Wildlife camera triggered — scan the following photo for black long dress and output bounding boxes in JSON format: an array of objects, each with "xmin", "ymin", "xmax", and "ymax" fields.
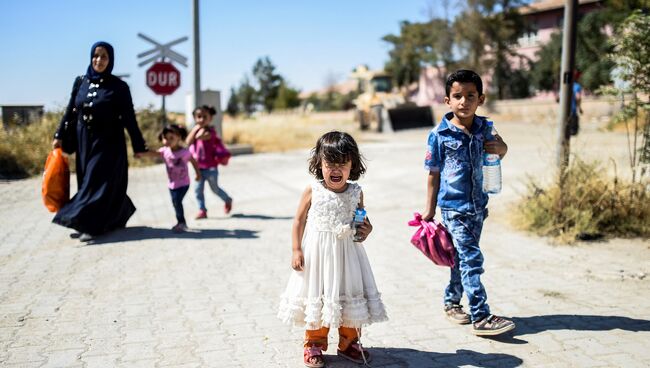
[{"xmin": 53, "ymin": 75, "xmax": 147, "ymax": 235}]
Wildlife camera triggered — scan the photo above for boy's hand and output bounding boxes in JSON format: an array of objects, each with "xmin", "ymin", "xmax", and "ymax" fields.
[
  {"xmin": 355, "ymin": 217, "xmax": 373, "ymax": 242},
  {"xmin": 195, "ymin": 172, "xmax": 202, "ymax": 181},
  {"xmin": 291, "ymin": 249, "xmax": 304, "ymax": 271},
  {"xmin": 421, "ymin": 210, "xmax": 435, "ymax": 222},
  {"xmin": 484, "ymin": 135, "xmax": 507, "ymax": 157}
]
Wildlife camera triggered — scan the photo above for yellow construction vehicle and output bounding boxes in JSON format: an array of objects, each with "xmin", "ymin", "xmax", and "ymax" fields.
[{"xmin": 350, "ymin": 65, "xmax": 433, "ymax": 131}]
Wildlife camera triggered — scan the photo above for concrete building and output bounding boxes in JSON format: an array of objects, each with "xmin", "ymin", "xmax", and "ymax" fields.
[{"xmin": 1, "ymin": 105, "xmax": 44, "ymax": 129}]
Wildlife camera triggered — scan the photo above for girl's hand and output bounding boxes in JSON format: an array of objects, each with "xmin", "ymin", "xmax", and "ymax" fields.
[
  {"xmin": 197, "ymin": 128, "xmax": 211, "ymax": 141},
  {"xmin": 355, "ymin": 217, "xmax": 373, "ymax": 242},
  {"xmin": 291, "ymin": 249, "xmax": 304, "ymax": 271},
  {"xmin": 52, "ymin": 139, "xmax": 62, "ymax": 150},
  {"xmin": 134, "ymin": 150, "xmax": 156, "ymax": 159}
]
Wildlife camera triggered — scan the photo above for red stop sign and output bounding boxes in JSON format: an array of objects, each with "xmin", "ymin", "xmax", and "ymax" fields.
[{"xmin": 146, "ymin": 62, "xmax": 180, "ymax": 95}]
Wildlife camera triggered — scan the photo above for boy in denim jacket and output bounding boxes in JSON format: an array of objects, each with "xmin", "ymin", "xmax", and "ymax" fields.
[{"xmin": 422, "ymin": 70, "xmax": 514, "ymax": 336}]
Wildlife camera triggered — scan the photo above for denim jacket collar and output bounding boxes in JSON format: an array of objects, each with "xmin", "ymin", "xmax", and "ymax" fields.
[{"xmin": 438, "ymin": 112, "xmax": 487, "ymax": 136}]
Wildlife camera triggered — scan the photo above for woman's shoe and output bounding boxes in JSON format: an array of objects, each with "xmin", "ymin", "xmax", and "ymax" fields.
[
  {"xmin": 79, "ymin": 233, "xmax": 93, "ymax": 242},
  {"xmin": 195, "ymin": 209, "xmax": 207, "ymax": 219},
  {"xmin": 224, "ymin": 200, "xmax": 233, "ymax": 214}
]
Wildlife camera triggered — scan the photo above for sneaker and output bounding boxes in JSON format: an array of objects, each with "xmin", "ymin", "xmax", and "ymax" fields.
[
  {"xmin": 472, "ymin": 314, "xmax": 515, "ymax": 336},
  {"xmin": 337, "ymin": 342, "xmax": 371, "ymax": 364},
  {"xmin": 172, "ymin": 223, "xmax": 188, "ymax": 233},
  {"xmin": 224, "ymin": 201, "xmax": 232, "ymax": 215},
  {"xmin": 195, "ymin": 209, "xmax": 207, "ymax": 219},
  {"xmin": 444, "ymin": 304, "xmax": 471, "ymax": 325}
]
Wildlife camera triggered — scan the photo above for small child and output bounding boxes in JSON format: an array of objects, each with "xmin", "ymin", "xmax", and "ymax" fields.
[
  {"xmin": 422, "ymin": 70, "xmax": 514, "ymax": 336},
  {"xmin": 186, "ymin": 105, "xmax": 233, "ymax": 219},
  {"xmin": 141, "ymin": 124, "xmax": 200, "ymax": 232},
  {"xmin": 278, "ymin": 131, "xmax": 387, "ymax": 367}
]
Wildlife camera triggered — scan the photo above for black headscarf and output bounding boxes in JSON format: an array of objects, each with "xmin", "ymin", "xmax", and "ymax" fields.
[{"xmin": 86, "ymin": 41, "xmax": 114, "ymax": 81}]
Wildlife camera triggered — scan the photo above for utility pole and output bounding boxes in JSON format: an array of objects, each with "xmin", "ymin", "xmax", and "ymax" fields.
[
  {"xmin": 556, "ymin": 0, "xmax": 578, "ymax": 179},
  {"xmin": 192, "ymin": 0, "xmax": 201, "ymax": 109}
]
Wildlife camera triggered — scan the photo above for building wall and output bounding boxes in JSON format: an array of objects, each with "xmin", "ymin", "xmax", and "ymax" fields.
[{"xmin": 1, "ymin": 106, "xmax": 44, "ymax": 129}]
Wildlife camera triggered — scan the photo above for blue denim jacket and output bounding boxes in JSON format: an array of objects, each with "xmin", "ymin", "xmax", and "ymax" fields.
[{"xmin": 424, "ymin": 112, "xmax": 495, "ymax": 214}]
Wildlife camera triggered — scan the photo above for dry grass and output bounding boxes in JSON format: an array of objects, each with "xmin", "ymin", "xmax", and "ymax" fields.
[
  {"xmin": 0, "ymin": 112, "xmax": 63, "ymax": 179},
  {"xmin": 0, "ymin": 109, "xmax": 361, "ymax": 178},
  {"xmin": 222, "ymin": 111, "xmax": 359, "ymax": 152},
  {"xmin": 512, "ymin": 158, "xmax": 650, "ymax": 243}
]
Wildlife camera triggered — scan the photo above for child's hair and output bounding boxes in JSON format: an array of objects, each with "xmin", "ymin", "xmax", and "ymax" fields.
[
  {"xmin": 201, "ymin": 105, "xmax": 217, "ymax": 116},
  {"xmin": 445, "ymin": 69, "xmax": 483, "ymax": 97},
  {"xmin": 192, "ymin": 105, "xmax": 217, "ymax": 118},
  {"xmin": 158, "ymin": 124, "xmax": 188, "ymax": 142},
  {"xmin": 308, "ymin": 131, "xmax": 366, "ymax": 181}
]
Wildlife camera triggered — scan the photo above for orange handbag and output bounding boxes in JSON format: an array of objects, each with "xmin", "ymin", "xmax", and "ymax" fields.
[{"xmin": 42, "ymin": 148, "xmax": 70, "ymax": 212}]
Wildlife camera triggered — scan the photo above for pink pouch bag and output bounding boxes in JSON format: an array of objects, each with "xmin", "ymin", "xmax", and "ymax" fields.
[
  {"xmin": 408, "ymin": 212, "xmax": 455, "ymax": 267},
  {"xmin": 214, "ymin": 136, "xmax": 231, "ymax": 166}
]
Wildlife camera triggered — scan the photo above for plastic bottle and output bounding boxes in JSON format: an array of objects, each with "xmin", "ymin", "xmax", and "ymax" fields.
[
  {"xmin": 482, "ymin": 121, "xmax": 502, "ymax": 194},
  {"xmin": 352, "ymin": 208, "xmax": 367, "ymax": 242}
]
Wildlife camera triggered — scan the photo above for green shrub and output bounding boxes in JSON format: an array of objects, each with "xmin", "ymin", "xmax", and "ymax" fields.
[{"xmin": 513, "ymin": 158, "xmax": 650, "ymax": 243}]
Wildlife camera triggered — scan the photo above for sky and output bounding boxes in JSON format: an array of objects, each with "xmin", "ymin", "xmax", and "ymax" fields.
[{"xmin": 0, "ymin": 0, "xmax": 449, "ymax": 113}]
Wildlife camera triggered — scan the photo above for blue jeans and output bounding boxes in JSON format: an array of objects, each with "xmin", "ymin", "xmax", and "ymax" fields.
[
  {"xmin": 195, "ymin": 167, "xmax": 232, "ymax": 211},
  {"xmin": 442, "ymin": 210, "xmax": 490, "ymax": 322},
  {"xmin": 169, "ymin": 185, "xmax": 189, "ymax": 224}
]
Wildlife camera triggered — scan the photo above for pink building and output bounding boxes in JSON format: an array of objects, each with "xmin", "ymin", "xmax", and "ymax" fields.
[{"xmin": 515, "ymin": 0, "xmax": 605, "ymax": 65}]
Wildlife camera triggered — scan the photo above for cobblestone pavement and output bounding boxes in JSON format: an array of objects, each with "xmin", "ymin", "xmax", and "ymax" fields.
[{"xmin": 1, "ymin": 120, "xmax": 649, "ymax": 367}]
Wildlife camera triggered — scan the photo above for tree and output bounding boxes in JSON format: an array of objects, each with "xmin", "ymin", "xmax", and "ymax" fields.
[
  {"xmin": 226, "ymin": 87, "xmax": 239, "ymax": 117},
  {"xmin": 237, "ymin": 76, "xmax": 256, "ymax": 117},
  {"xmin": 453, "ymin": 0, "xmax": 528, "ymax": 99},
  {"xmin": 383, "ymin": 0, "xmax": 528, "ymax": 98},
  {"xmin": 530, "ymin": 32, "xmax": 562, "ymax": 92},
  {"xmin": 529, "ymin": 4, "xmax": 647, "ymax": 94},
  {"xmin": 252, "ymin": 56, "xmax": 283, "ymax": 113},
  {"xmin": 273, "ymin": 81, "xmax": 301, "ymax": 110},
  {"xmin": 382, "ymin": 18, "xmax": 454, "ymax": 88},
  {"xmin": 602, "ymin": 10, "xmax": 650, "ymax": 183}
]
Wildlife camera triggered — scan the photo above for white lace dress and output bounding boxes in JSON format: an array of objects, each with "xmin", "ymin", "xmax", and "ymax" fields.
[{"xmin": 278, "ymin": 181, "xmax": 388, "ymax": 330}]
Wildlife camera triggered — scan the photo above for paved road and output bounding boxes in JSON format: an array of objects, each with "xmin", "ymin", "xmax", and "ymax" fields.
[{"xmin": 1, "ymin": 121, "xmax": 649, "ymax": 367}]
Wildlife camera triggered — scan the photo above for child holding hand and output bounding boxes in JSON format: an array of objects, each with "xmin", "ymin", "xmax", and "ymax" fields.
[
  {"xmin": 423, "ymin": 69, "xmax": 514, "ymax": 336},
  {"xmin": 140, "ymin": 124, "xmax": 200, "ymax": 232},
  {"xmin": 278, "ymin": 131, "xmax": 387, "ymax": 367}
]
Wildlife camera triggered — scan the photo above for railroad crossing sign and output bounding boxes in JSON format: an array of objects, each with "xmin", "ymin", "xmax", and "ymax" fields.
[
  {"xmin": 138, "ymin": 33, "xmax": 188, "ymax": 96},
  {"xmin": 137, "ymin": 33, "xmax": 188, "ymax": 121},
  {"xmin": 146, "ymin": 62, "xmax": 180, "ymax": 96},
  {"xmin": 137, "ymin": 33, "xmax": 188, "ymax": 67}
]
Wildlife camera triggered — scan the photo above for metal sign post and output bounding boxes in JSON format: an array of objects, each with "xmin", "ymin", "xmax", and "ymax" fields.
[{"xmin": 137, "ymin": 33, "xmax": 188, "ymax": 124}]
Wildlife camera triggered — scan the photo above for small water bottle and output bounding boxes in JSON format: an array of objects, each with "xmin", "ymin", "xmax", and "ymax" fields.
[
  {"xmin": 353, "ymin": 208, "xmax": 367, "ymax": 242},
  {"xmin": 482, "ymin": 121, "xmax": 502, "ymax": 194}
]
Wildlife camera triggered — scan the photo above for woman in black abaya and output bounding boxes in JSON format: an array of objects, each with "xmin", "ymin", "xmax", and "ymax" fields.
[{"xmin": 52, "ymin": 41, "xmax": 148, "ymax": 241}]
